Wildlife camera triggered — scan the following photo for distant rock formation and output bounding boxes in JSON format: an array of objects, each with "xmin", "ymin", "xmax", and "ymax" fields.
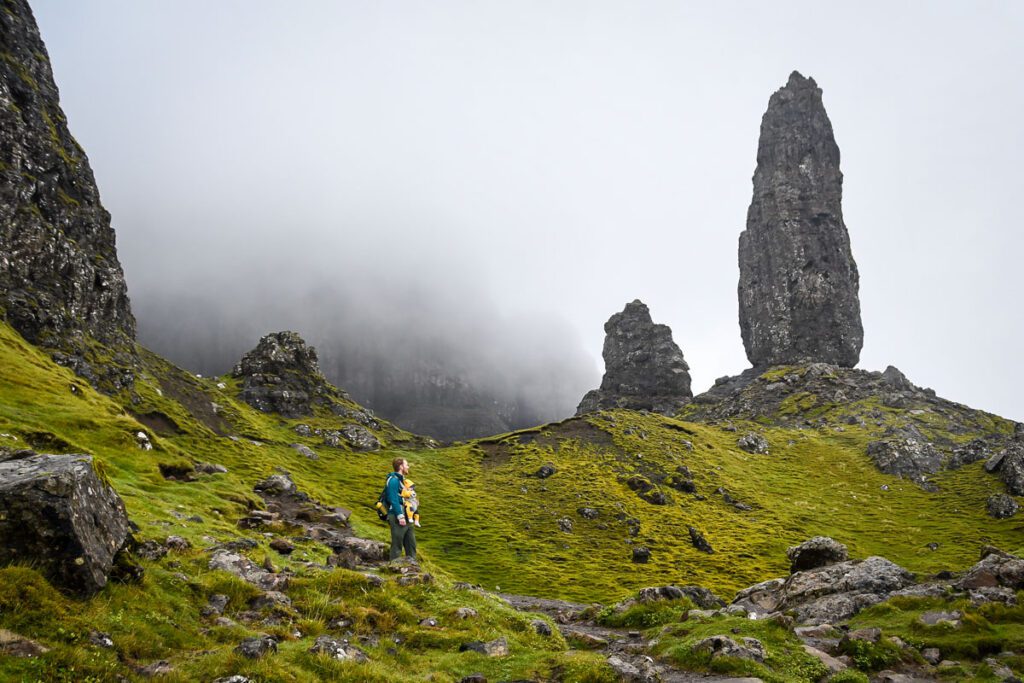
[
  {"xmin": 738, "ymin": 71, "xmax": 863, "ymax": 368},
  {"xmin": 0, "ymin": 451, "xmax": 133, "ymax": 596},
  {"xmin": 233, "ymin": 331, "xmax": 348, "ymax": 418},
  {"xmin": 577, "ymin": 300, "xmax": 692, "ymax": 415},
  {"xmin": 0, "ymin": 1, "xmax": 136, "ymax": 386}
]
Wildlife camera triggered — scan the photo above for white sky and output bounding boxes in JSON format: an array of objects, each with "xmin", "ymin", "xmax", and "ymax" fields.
[{"xmin": 33, "ymin": 1, "xmax": 1024, "ymax": 421}]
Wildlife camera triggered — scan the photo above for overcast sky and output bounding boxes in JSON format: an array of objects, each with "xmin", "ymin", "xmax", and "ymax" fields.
[{"xmin": 33, "ymin": 1, "xmax": 1024, "ymax": 422}]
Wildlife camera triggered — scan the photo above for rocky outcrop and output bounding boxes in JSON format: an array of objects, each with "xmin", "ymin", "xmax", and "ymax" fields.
[
  {"xmin": 732, "ymin": 555, "xmax": 915, "ymax": 624},
  {"xmin": 738, "ymin": 72, "xmax": 862, "ymax": 368},
  {"xmin": 232, "ymin": 331, "xmax": 348, "ymax": 418},
  {"xmin": 0, "ymin": 1, "xmax": 136, "ymax": 385},
  {"xmin": 0, "ymin": 452, "xmax": 132, "ymax": 595},
  {"xmin": 577, "ymin": 300, "xmax": 692, "ymax": 415},
  {"xmin": 987, "ymin": 443, "xmax": 1024, "ymax": 496}
]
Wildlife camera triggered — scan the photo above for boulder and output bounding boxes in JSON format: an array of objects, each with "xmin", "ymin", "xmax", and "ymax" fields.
[
  {"xmin": 732, "ymin": 556, "xmax": 915, "ymax": 624},
  {"xmin": 632, "ymin": 546, "xmax": 651, "ymax": 563},
  {"xmin": 866, "ymin": 437, "xmax": 943, "ymax": 485},
  {"xmin": 688, "ymin": 526, "xmax": 714, "ymax": 554},
  {"xmin": 576, "ymin": 300, "xmax": 692, "ymax": 415},
  {"xmin": 998, "ymin": 444, "xmax": 1024, "ymax": 495},
  {"xmin": 692, "ymin": 635, "xmax": 765, "ymax": 663},
  {"xmin": 957, "ymin": 548, "xmax": 1024, "ymax": 590},
  {"xmin": 309, "ymin": 635, "xmax": 368, "ymax": 662},
  {"xmin": 987, "ymin": 494, "xmax": 1019, "ymax": 519},
  {"xmin": 234, "ymin": 635, "xmax": 277, "ymax": 659},
  {"xmin": 737, "ymin": 433, "xmax": 769, "ymax": 455},
  {"xmin": 290, "ymin": 443, "xmax": 318, "ymax": 460},
  {"xmin": 459, "ymin": 637, "xmax": 509, "ymax": 657},
  {"xmin": 737, "ymin": 72, "xmax": 863, "ymax": 367},
  {"xmin": 786, "ymin": 536, "xmax": 849, "ymax": 572},
  {"xmin": 0, "ymin": 453, "xmax": 132, "ymax": 595}
]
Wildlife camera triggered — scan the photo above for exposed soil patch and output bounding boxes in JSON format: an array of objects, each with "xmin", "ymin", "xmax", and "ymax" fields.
[{"xmin": 131, "ymin": 411, "xmax": 182, "ymax": 436}]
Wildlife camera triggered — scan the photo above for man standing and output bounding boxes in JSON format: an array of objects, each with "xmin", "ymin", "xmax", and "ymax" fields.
[{"xmin": 385, "ymin": 457, "xmax": 416, "ymax": 561}]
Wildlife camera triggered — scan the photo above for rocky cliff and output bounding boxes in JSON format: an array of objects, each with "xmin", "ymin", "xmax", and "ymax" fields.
[
  {"xmin": 577, "ymin": 300, "xmax": 692, "ymax": 415},
  {"xmin": 738, "ymin": 71, "xmax": 862, "ymax": 368},
  {"xmin": 0, "ymin": 0, "xmax": 135, "ymax": 387}
]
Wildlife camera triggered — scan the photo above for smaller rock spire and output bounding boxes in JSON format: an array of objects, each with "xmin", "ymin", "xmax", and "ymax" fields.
[{"xmin": 576, "ymin": 300, "xmax": 692, "ymax": 415}]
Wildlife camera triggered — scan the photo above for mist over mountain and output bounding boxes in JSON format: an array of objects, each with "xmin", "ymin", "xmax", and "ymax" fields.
[{"xmin": 132, "ymin": 255, "xmax": 596, "ymax": 439}]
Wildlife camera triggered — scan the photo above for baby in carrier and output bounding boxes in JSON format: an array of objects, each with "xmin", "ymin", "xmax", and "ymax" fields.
[{"xmin": 402, "ymin": 477, "xmax": 421, "ymax": 527}]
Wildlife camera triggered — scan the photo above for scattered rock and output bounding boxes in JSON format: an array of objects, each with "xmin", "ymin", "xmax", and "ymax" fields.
[
  {"xmin": 208, "ymin": 550, "xmax": 287, "ymax": 591},
  {"xmin": 737, "ymin": 433, "xmax": 769, "ymax": 454},
  {"xmin": 459, "ymin": 637, "xmax": 509, "ymax": 657},
  {"xmin": 577, "ymin": 507, "xmax": 599, "ymax": 520},
  {"xmin": 138, "ymin": 660, "xmax": 174, "ymax": 677},
  {"xmin": 688, "ymin": 526, "xmax": 714, "ymax": 554},
  {"xmin": 787, "ymin": 536, "xmax": 848, "ymax": 572},
  {"xmin": 309, "ymin": 635, "xmax": 368, "ymax": 662},
  {"xmin": 532, "ymin": 619, "xmax": 552, "ymax": 636},
  {"xmin": 290, "ymin": 443, "xmax": 318, "ymax": 460},
  {"xmin": 136, "ymin": 540, "xmax": 169, "ymax": 561},
  {"xmin": 459, "ymin": 675, "xmax": 487, "ymax": 683},
  {"xmin": 632, "ymin": 546, "xmax": 651, "ymax": 563},
  {"xmin": 988, "ymin": 494, "xmax": 1020, "ymax": 519},
  {"xmin": 558, "ymin": 518, "xmax": 574, "ymax": 533},
  {"xmin": 866, "ymin": 434, "xmax": 943, "ymax": 486},
  {"xmin": 918, "ymin": 610, "xmax": 961, "ymax": 627},
  {"xmin": 576, "ymin": 300, "xmax": 692, "ymax": 415},
  {"xmin": 195, "ymin": 462, "xmax": 228, "ymax": 474},
  {"xmin": 0, "ymin": 628, "xmax": 49, "ymax": 657},
  {"xmin": 165, "ymin": 535, "xmax": 191, "ymax": 552},
  {"xmin": 250, "ymin": 591, "xmax": 292, "ymax": 610},
  {"xmin": 921, "ymin": 648, "xmax": 941, "ymax": 665},
  {"xmin": 693, "ymin": 635, "xmax": 765, "ymax": 662},
  {"xmin": 0, "ymin": 453, "xmax": 133, "ymax": 595},
  {"xmin": 997, "ymin": 444, "xmax": 1024, "ymax": 495},
  {"xmin": 535, "ymin": 464, "xmax": 556, "ymax": 479},
  {"xmin": 234, "ymin": 635, "xmax": 277, "ymax": 659},
  {"xmin": 88, "ymin": 630, "xmax": 114, "ymax": 648},
  {"xmin": 957, "ymin": 548, "xmax": 1024, "ymax": 590},
  {"xmin": 254, "ymin": 473, "xmax": 299, "ymax": 496},
  {"xmin": 201, "ymin": 594, "xmax": 230, "ymax": 617},
  {"xmin": 454, "ymin": 607, "xmax": 478, "ymax": 620},
  {"xmin": 802, "ymin": 644, "xmax": 846, "ymax": 673},
  {"xmin": 269, "ymin": 538, "xmax": 295, "ymax": 554}
]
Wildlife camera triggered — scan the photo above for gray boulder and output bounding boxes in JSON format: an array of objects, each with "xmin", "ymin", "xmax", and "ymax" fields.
[
  {"xmin": 998, "ymin": 444, "xmax": 1024, "ymax": 495},
  {"xmin": 692, "ymin": 635, "xmax": 765, "ymax": 663},
  {"xmin": 576, "ymin": 300, "xmax": 692, "ymax": 415},
  {"xmin": 987, "ymin": 494, "xmax": 1019, "ymax": 519},
  {"xmin": 732, "ymin": 556, "xmax": 915, "ymax": 624},
  {"xmin": 0, "ymin": 453, "xmax": 132, "ymax": 595},
  {"xmin": 787, "ymin": 536, "xmax": 848, "ymax": 572},
  {"xmin": 234, "ymin": 635, "xmax": 277, "ymax": 659},
  {"xmin": 866, "ymin": 436, "xmax": 942, "ymax": 486},
  {"xmin": 737, "ymin": 72, "xmax": 863, "ymax": 368},
  {"xmin": 957, "ymin": 548, "xmax": 1024, "ymax": 590},
  {"xmin": 737, "ymin": 432, "xmax": 769, "ymax": 454}
]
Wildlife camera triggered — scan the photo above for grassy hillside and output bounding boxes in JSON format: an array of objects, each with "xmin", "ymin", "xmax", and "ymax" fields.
[{"xmin": 1, "ymin": 318, "xmax": 1022, "ymax": 680}]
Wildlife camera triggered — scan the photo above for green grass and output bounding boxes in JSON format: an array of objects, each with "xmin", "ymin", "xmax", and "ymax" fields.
[{"xmin": 1, "ymin": 318, "xmax": 1022, "ymax": 680}]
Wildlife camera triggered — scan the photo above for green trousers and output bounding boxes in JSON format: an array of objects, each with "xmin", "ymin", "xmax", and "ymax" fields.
[{"xmin": 388, "ymin": 513, "xmax": 417, "ymax": 561}]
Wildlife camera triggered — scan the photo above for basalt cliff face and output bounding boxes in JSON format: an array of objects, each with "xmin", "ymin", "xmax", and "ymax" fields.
[
  {"xmin": 738, "ymin": 71, "xmax": 862, "ymax": 368},
  {"xmin": 577, "ymin": 300, "xmax": 692, "ymax": 415},
  {"xmin": 0, "ymin": 1, "xmax": 136, "ymax": 387}
]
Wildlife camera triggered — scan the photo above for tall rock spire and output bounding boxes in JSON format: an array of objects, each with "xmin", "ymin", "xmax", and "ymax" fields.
[
  {"xmin": 576, "ymin": 300, "xmax": 692, "ymax": 415},
  {"xmin": 0, "ymin": 1, "xmax": 135, "ymax": 347},
  {"xmin": 738, "ymin": 71, "xmax": 863, "ymax": 368}
]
